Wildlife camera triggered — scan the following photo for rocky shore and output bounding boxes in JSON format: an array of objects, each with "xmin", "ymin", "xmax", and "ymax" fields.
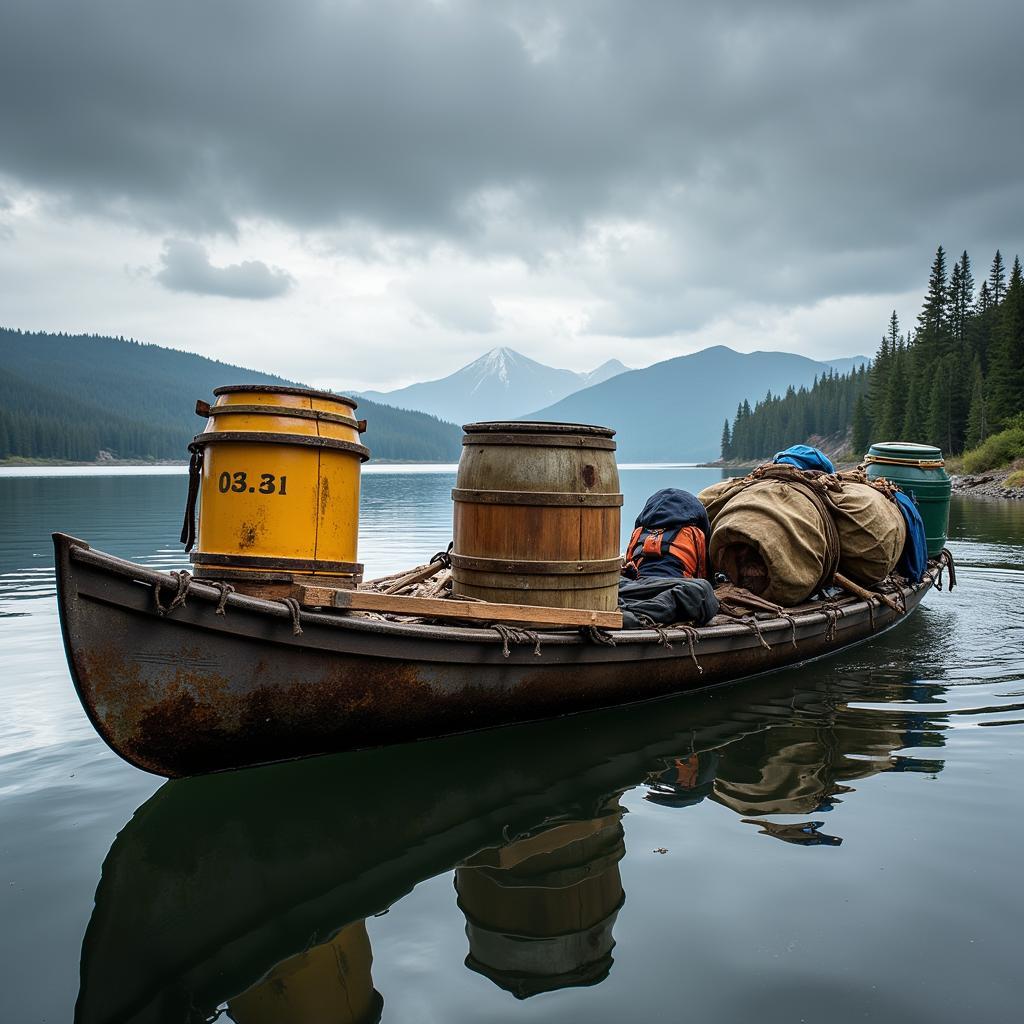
[{"xmin": 950, "ymin": 468, "xmax": 1024, "ymax": 500}]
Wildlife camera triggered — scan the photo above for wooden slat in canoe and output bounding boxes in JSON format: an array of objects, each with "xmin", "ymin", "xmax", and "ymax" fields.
[{"xmin": 294, "ymin": 585, "xmax": 624, "ymax": 628}]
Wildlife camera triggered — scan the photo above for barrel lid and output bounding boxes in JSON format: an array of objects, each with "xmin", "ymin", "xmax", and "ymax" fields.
[
  {"xmin": 867, "ymin": 441, "xmax": 943, "ymax": 461},
  {"xmin": 463, "ymin": 420, "xmax": 615, "ymax": 438},
  {"xmin": 213, "ymin": 384, "xmax": 358, "ymax": 409}
]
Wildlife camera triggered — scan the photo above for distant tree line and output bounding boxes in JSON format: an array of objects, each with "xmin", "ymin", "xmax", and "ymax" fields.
[
  {"xmin": 0, "ymin": 329, "xmax": 462, "ymax": 462},
  {"xmin": 722, "ymin": 247, "xmax": 1024, "ymax": 460},
  {"xmin": 722, "ymin": 366, "xmax": 870, "ymax": 462}
]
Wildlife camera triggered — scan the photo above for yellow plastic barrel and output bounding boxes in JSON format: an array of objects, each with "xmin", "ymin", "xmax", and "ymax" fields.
[{"xmin": 183, "ymin": 385, "xmax": 369, "ymax": 595}]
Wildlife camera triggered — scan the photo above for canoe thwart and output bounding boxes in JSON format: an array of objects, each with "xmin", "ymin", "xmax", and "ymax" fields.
[{"xmin": 293, "ymin": 585, "xmax": 624, "ymax": 628}]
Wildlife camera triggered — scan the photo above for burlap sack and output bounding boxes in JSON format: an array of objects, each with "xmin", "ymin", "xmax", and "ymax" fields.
[
  {"xmin": 709, "ymin": 478, "xmax": 831, "ymax": 605},
  {"xmin": 829, "ymin": 481, "xmax": 906, "ymax": 585},
  {"xmin": 698, "ymin": 478, "xmax": 750, "ymax": 524}
]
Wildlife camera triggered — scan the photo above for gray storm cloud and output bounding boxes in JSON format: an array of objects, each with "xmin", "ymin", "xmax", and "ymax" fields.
[
  {"xmin": 155, "ymin": 240, "xmax": 293, "ymax": 299},
  {"xmin": 1, "ymin": 0, "xmax": 1023, "ymax": 330}
]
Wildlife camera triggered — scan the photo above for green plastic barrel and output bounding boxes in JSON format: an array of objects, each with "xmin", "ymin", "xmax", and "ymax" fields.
[{"xmin": 864, "ymin": 442, "xmax": 951, "ymax": 557}]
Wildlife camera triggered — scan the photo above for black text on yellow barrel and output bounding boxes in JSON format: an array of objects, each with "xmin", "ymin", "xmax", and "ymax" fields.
[{"xmin": 188, "ymin": 385, "xmax": 369, "ymax": 587}]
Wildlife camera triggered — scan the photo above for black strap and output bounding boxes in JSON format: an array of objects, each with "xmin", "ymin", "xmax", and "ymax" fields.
[{"xmin": 180, "ymin": 443, "xmax": 203, "ymax": 552}]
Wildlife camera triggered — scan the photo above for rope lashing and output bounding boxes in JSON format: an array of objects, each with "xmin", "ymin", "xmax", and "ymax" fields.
[
  {"xmin": 280, "ymin": 597, "xmax": 304, "ymax": 636},
  {"xmin": 213, "ymin": 581, "xmax": 234, "ymax": 615},
  {"xmin": 633, "ymin": 613, "xmax": 673, "ymax": 648},
  {"xmin": 741, "ymin": 615, "xmax": 772, "ymax": 651},
  {"xmin": 583, "ymin": 626, "xmax": 618, "ymax": 647},
  {"xmin": 936, "ymin": 548, "xmax": 958, "ymax": 591},
  {"xmin": 154, "ymin": 570, "xmax": 192, "ymax": 615},
  {"xmin": 675, "ymin": 625, "xmax": 703, "ymax": 673},
  {"xmin": 430, "ymin": 541, "xmax": 454, "ymax": 569},
  {"xmin": 821, "ymin": 601, "xmax": 843, "ymax": 643},
  {"xmin": 491, "ymin": 623, "xmax": 542, "ymax": 658},
  {"xmin": 781, "ymin": 613, "xmax": 799, "ymax": 648},
  {"xmin": 863, "ymin": 454, "xmax": 945, "ymax": 469}
]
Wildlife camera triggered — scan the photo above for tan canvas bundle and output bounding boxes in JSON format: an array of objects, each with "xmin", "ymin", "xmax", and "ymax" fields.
[
  {"xmin": 697, "ymin": 477, "xmax": 750, "ymax": 525},
  {"xmin": 829, "ymin": 480, "xmax": 906, "ymax": 586},
  {"xmin": 706, "ymin": 475, "xmax": 840, "ymax": 605},
  {"xmin": 699, "ymin": 464, "xmax": 906, "ymax": 604}
]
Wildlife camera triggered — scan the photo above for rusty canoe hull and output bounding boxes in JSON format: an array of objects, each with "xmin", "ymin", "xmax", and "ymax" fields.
[{"xmin": 54, "ymin": 532, "xmax": 937, "ymax": 778}]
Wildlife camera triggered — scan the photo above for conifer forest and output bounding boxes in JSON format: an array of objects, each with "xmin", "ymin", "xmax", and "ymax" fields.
[{"xmin": 723, "ymin": 248, "xmax": 1024, "ymax": 462}]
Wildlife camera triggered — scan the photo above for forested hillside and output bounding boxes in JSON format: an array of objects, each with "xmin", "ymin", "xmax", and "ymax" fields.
[
  {"xmin": 0, "ymin": 330, "xmax": 462, "ymax": 461},
  {"xmin": 723, "ymin": 366, "xmax": 870, "ymax": 462},
  {"xmin": 722, "ymin": 247, "xmax": 1024, "ymax": 460}
]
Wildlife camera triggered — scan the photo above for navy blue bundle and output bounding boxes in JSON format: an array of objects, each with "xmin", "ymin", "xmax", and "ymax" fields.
[{"xmin": 893, "ymin": 490, "xmax": 928, "ymax": 582}]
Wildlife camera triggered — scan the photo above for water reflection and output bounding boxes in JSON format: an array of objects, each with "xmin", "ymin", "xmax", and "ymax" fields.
[
  {"xmin": 229, "ymin": 923, "xmax": 383, "ymax": 1024},
  {"xmin": 75, "ymin": 664, "xmax": 951, "ymax": 1023},
  {"xmin": 456, "ymin": 798, "xmax": 625, "ymax": 998}
]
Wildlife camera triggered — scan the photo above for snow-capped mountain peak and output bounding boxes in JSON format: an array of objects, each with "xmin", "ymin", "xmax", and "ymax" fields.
[{"xmin": 360, "ymin": 348, "xmax": 630, "ymax": 424}]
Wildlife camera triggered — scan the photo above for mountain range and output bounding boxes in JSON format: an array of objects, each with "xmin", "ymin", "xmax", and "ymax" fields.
[
  {"xmin": 360, "ymin": 347, "xmax": 629, "ymax": 424},
  {"xmin": 1, "ymin": 329, "xmax": 868, "ymax": 464},
  {"xmin": 0, "ymin": 330, "xmax": 461, "ymax": 462},
  {"xmin": 526, "ymin": 346, "xmax": 866, "ymax": 462}
]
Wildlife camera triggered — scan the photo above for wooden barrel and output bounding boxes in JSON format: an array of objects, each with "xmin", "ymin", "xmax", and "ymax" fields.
[
  {"xmin": 451, "ymin": 421, "xmax": 623, "ymax": 611},
  {"xmin": 455, "ymin": 810, "xmax": 625, "ymax": 997},
  {"xmin": 186, "ymin": 385, "xmax": 370, "ymax": 597}
]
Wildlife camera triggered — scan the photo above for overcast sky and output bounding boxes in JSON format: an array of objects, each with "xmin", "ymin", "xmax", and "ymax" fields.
[{"xmin": 1, "ymin": 0, "xmax": 1022, "ymax": 392}]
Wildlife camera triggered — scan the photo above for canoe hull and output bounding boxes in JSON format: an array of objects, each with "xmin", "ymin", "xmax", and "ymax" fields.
[{"xmin": 55, "ymin": 533, "xmax": 935, "ymax": 777}]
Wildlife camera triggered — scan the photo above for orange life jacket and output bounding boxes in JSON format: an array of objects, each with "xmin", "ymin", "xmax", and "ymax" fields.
[{"xmin": 624, "ymin": 523, "xmax": 708, "ymax": 580}]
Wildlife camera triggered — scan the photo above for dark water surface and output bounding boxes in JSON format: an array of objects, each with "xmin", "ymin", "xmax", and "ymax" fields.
[{"xmin": 1, "ymin": 467, "xmax": 1022, "ymax": 1023}]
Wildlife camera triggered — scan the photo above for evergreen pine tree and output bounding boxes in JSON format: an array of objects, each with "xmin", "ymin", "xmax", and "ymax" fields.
[
  {"xmin": 988, "ymin": 255, "xmax": 1024, "ymax": 426},
  {"xmin": 721, "ymin": 419, "xmax": 732, "ymax": 460},
  {"xmin": 964, "ymin": 357, "xmax": 988, "ymax": 449},
  {"xmin": 851, "ymin": 394, "xmax": 871, "ymax": 457},
  {"xmin": 989, "ymin": 250, "xmax": 1006, "ymax": 306}
]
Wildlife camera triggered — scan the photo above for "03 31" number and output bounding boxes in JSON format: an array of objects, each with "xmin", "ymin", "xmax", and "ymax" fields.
[{"xmin": 217, "ymin": 471, "xmax": 288, "ymax": 495}]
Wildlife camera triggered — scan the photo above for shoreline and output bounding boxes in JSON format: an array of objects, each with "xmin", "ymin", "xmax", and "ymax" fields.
[{"xmin": 950, "ymin": 468, "xmax": 1024, "ymax": 501}]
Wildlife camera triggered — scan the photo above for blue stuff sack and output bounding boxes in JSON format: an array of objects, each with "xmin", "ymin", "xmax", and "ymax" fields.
[
  {"xmin": 893, "ymin": 490, "xmax": 927, "ymax": 582},
  {"xmin": 773, "ymin": 444, "xmax": 835, "ymax": 474}
]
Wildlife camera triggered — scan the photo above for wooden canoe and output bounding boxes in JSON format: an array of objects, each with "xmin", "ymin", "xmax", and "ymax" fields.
[{"xmin": 53, "ymin": 531, "xmax": 946, "ymax": 779}]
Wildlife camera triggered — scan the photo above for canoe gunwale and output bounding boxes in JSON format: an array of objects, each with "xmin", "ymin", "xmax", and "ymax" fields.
[{"xmin": 57, "ymin": 533, "xmax": 935, "ymax": 652}]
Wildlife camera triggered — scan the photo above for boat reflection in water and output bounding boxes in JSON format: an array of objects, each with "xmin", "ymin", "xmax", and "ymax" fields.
[
  {"xmin": 456, "ymin": 797, "xmax": 626, "ymax": 998},
  {"xmin": 228, "ymin": 922, "xmax": 382, "ymax": 1024},
  {"xmin": 75, "ymin": 664, "xmax": 945, "ymax": 1023}
]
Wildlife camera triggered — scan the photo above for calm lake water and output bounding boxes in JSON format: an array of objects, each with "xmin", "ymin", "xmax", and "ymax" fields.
[{"xmin": 1, "ymin": 466, "xmax": 1022, "ymax": 1023}]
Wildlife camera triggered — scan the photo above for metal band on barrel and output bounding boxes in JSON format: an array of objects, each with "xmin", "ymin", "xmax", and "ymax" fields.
[
  {"xmin": 451, "ymin": 488, "xmax": 623, "ymax": 507},
  {"xmin": 451, "ymin": 554, "xmax": 623, "ymax": 574},
  {"xmin": 461, "ymin": 433, "xmax": 617, "ymax": 451},
  {"xmin": 191, "ymin": 431, "xmax": 371, "ymax": 461},
  {"xmin": 213, "ymin": 384, "xmax": 359, "ymax": 408},
  {"xmin": 190, "ymin": 553, "xmax": 364, "ymax": 573},
  {"xmin": 203, "ymin": 405, "xmax": 363, "ymax": 430}
]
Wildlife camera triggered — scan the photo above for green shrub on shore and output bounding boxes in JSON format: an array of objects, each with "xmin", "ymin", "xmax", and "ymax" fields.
[{"xmin": 961, "ymin": 414, "xmax": 1024, "ymax": 473}]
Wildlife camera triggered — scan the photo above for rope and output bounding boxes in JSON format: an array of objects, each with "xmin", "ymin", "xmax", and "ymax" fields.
[
  {"xmin": 741, "ymin": 615, "xmax": 772, "ymax": 651},
  {"xmin": 937, "ymin": 548, "xmax": 958, "ymax": 591},
  {"xmin": 582, "ymin": 625, "xmax": 618, "ymax": 647},
  {"xmin": 782, "ymin": 613, "xmax": 799, "ymax": 648},
  {"xmin": 863, "ymin": 454, "xmax": 944, "ymax": 469},
  {"xmin": 821, "ymin": 601, "xmax": 843, "ymax": 643},
  {"xmin": 430, "ymin": 541, "xmax": 454, "ymax": 569},
  {"xmin": 213, "ymin": 581, "xmax": 234, "ymax": 615},
  {"xmin": 675, "ymin": 625, "xmax": 704, "ymax": 674},
  {"xmin": 179, "ymin": 443, "xmax": 203, "ymax": 553},
  {"xmin": 280, "ymin": 597, "xmax": 304, "ymax": 636},
  {"xmin": 625, "ymin": 613, "xmax": 675, "ymax": 648},
  {"xmin": 491, "ymin": 624, "xmax": 542, "ymax": 658},
  {"xmin": 154, "ymin": 570, "xmax": 192, "ymax": 615}
]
